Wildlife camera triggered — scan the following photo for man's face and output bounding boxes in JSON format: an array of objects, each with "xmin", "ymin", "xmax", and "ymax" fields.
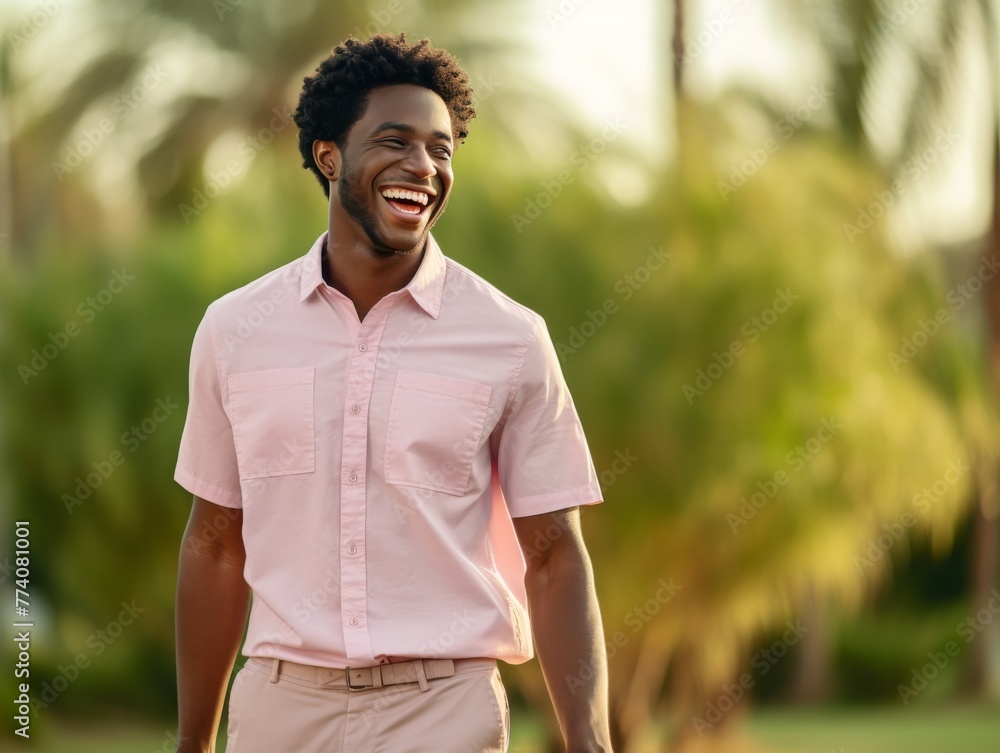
[{"xmin": 334, "ymin": 84, "xmax": 455, "ymax": 255}]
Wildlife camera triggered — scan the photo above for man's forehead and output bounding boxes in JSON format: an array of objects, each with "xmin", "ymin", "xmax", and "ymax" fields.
[{"xmin": 358, "ymin": 84, "xmax": 452, "ymax": 132}]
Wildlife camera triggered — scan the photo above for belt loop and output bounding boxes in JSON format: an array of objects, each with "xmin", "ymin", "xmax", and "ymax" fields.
[
  {"xmin": 269, "ymin": 658, "xmax": 281, "ymax": 684},
  {"xmin": 414, "ymin": 659, "xmax": 430, "ymax": 692}
]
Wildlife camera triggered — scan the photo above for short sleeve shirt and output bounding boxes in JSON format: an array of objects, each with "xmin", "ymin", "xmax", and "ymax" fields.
[{"xmin": 174, "ymin": 231, "xmax": 602, "ymax": 667}]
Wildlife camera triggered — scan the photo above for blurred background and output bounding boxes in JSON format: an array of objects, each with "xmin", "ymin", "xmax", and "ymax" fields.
[{"xmin": 2, "ymin": 0, "xmax": 999, "ymax": 751}]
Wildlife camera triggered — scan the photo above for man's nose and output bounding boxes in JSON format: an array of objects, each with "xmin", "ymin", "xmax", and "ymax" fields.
[{"xmin": 400, "ymin": 147, "xmax": 435, "ymax": 179}]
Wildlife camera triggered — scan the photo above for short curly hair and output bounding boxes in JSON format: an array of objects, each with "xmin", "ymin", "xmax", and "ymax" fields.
[{"xmin": 293, "ymin": 33, "xmax": 476, "ymax": 197}]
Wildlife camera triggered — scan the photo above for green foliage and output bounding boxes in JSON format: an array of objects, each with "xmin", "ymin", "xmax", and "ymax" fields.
[
  {"xmin": 1, "ymin": 1, "xmax": 995, "ymax": 740},
  {"xmin": 445, "ymin": 100, "xmax": 994, "ymax": 710},
  {"xmin": 2, "ymin": 96, "xmax": 993, "ymax": 726}
]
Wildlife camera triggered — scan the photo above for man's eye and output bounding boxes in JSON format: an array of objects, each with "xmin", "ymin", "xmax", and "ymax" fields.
[
  {"xmin": 380, "ymin": 138, "xmax": 406, "ymax": 147},
  {"xmin": 434, "ymin": 148, "xmax": 453, "ymax": 159}
]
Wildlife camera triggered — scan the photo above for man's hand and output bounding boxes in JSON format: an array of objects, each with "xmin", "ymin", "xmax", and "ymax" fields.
[
  {"xmin": 176, "ymin": 496, "xmax": 250, "ymax": 753},
  {"xmin": 513, "ymin": 507, "xmax": 613, "ymax": 752}
]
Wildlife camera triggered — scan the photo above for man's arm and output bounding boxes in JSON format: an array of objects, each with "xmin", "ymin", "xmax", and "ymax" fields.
[
  {"xmin": 513, "ymin": 507, "xmax": 613, "ymax": 753},
  {"xmin": 176, "ymin": 496, "xmax": 250, "ymax": 753}
]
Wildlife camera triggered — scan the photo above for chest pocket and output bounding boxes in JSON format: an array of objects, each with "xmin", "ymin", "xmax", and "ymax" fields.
[
  {"xmin": 228, "ymin": 367, "xmax": 315, "ymax": 479},
  {"xmin": 384, "ymin": 369, "xmax": 493, "ymax": 496}
]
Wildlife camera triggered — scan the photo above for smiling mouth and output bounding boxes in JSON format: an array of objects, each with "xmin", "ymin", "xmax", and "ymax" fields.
[{"xmin": 379, "ymin": 186, "xmax": 434, "ymax": 220}]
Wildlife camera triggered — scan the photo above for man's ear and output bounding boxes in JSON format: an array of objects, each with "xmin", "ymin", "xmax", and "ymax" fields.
[{"xmin": 312, "ymin": 140, "xmax": 342, "ymax": 184}]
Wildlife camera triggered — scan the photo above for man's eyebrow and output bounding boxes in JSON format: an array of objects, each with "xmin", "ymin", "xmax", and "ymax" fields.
[{"xmin": 369, "ymin": 121, "xmax": 453, "ymax": 143}]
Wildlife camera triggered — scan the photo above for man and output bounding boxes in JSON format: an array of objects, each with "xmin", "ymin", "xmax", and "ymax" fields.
[{"xmin": 174, "ymin": 33, "xmax": 612, "ymax": 752}]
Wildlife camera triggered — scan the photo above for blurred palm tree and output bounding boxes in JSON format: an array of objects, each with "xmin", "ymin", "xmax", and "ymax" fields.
[
  {"xmin": 776, "ymin": 0, "xmax": 1000, "ymax": 700},
  {"xmin": 598, "ymin": 1, "xmax": 998, "ymax": 750}
]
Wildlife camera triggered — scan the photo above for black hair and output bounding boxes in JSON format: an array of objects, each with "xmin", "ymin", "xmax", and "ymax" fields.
[{"xmin": 293, "ymin": 33, "xmax": 476, "ymax": 197}]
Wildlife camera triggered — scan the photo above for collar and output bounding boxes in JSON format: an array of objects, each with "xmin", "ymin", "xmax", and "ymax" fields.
[{"xmin": 298, "ymin": 231, "xmax": 446, "ymax": 319}]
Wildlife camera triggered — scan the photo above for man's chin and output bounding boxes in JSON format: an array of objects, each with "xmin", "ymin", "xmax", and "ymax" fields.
[
  {"xmin": 373, "ymin": 206, "xmax": 438, "ymax": 254},
  {"xmin": 368, "ymin": 226, "xmax": 429, "ymax": 257}
]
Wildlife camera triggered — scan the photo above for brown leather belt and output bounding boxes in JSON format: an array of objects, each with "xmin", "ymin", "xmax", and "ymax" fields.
[{"xmin": 248, "ymin": 657, "xmax": 495, "ymax": 691}]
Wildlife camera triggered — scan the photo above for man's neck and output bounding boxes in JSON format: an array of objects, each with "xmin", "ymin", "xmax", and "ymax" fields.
[{"xmin": 323, "ymin": 232, "xmax": 426, "ymax": 322}]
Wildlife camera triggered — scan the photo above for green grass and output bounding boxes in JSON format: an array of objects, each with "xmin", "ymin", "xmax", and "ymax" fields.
[
  {"xmin": 20, "ymin": 704, "xmax": 1000, "ymax": 752},
  {"xmin": 11, "ymin": 723, "xmax": 180, "ymax": 753},
  {"xmin": 746, "ymin": 704, "xmax": 1000, "ymax": 753}
]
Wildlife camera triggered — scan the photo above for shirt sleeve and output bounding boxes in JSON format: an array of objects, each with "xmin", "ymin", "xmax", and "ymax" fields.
[
  {"xmin": 174, "ymin": 307, "xmax": 243, "ymax": 508},
  {"xmin": 494, "ymin": 315, "xmax": 603, "ymax": 518}
]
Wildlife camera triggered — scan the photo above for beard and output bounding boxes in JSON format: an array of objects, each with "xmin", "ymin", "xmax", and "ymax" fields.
[{"xmin": 336, "ymin": 156, "xmax": 447, "ymax": 257}]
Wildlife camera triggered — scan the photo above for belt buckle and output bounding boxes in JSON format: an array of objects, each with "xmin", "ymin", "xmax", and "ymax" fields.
[{"xmin": 345, "ymin": 666, "xmax": 370, "ymax": 692}]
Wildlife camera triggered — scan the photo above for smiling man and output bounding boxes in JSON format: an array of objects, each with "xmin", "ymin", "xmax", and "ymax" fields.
[{"xmin": 174, "ymin": 33, "xmax": 612, "ymax": 753}]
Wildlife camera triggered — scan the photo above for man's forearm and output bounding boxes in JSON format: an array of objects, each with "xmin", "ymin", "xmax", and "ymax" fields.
[
  {"xmin": 526, "ymin": 547, "xmax": 613, "ymax": 752},
  {"xmin": 176, "ymin": 539, "xmax": 250, "ymax": 752}
]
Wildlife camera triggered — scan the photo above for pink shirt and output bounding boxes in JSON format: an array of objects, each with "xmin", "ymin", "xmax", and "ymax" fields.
[{"xmin": 175, "ymin": 231, "xmax": 602, "ymax": 667}]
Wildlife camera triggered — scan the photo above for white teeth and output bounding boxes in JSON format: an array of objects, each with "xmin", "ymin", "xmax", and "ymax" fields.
[{"xmin": 380, "ymin": 187, "xmax": 429, "ymax": 206}]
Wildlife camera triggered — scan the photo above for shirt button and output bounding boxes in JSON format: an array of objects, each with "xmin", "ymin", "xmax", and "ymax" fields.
[
  {"xmin": 358, "ymin": 343, "xmax": 367, "ymax": 352},
  {"xmin": 348, "ymin": 473, "xmax": 358, "ymax": 482},
  {"xmin": 348, "ymin": 544, "xmax": 357, "ymax": 555},
  {"xmin": 350, "ymin": 617, "xmax": 359, "ymax": 626},
  {"xmin": 351, "ymin": 404, "xmax": 361, "ymax": 414}
]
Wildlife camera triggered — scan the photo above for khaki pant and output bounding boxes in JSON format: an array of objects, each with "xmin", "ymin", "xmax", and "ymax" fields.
[{"xmin": 226, "ymin": 658, "xmax": 509, "ymax": 752}]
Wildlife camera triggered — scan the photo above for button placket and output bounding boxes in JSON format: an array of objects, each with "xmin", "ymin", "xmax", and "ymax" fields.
[{"xmin": 338, "ymin": 303, "xmax": 392, "ymax": 662}]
